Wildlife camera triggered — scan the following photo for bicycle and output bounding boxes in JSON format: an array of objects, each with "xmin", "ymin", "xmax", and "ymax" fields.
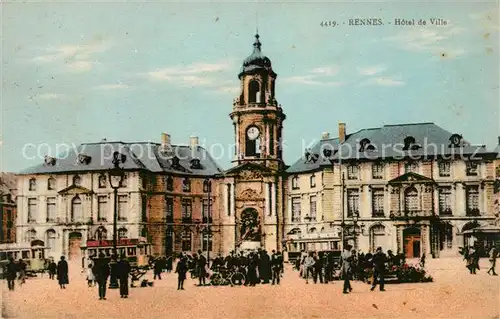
[{"xmin": 210, "ymin": 266, "xmax": 246, "ymax": 286}]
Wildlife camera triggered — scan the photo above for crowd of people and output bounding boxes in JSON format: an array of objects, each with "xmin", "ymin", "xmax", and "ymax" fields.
[
  {"xmin": 462, "ymin": 244, "xmax": 497, "ymax": 276},
  {"xmin": 4, "ymin": 256, "xmax": 65, "ymax": 291}
]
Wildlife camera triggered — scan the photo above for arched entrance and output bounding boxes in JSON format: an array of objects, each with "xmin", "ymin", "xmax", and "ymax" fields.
[
  {"xmin": 403, "ymin": 227, "xmax": 421, "ymax": 258},
  {"xmin": 239, "ymin": 208, "xmax": 261, "ymax": 242},
  {"xmin": 68, "ymin": 232, "xmax": 82, "ymax": 261}
]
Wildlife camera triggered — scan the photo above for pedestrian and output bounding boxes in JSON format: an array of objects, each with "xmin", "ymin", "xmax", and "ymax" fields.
[
  {"xmin": 247, "ymin": 253, "xmax": 259, "ymax": 286},
  {"xmin": 313, "ymin": 253, "xmax": 324, "ymax": 284},
  {"xmin": 419, "ymin": 253, "xmax": 426, "ymax": 268},
  {"xmin": 166, "ymin": 255, "xmax": 173, "ymax": 273},
  {"xmin": 370, "ymin": 247, "xmax": 387, "ymax": 292},
  {"xmin": 153, "ymin": 258, "xmax": 163, "ymax": 280},
  {"xmin": 341, "ymin": 245, "xmax": 353, "ymax": 294},
  {"xmin": 6, "ymin": 257, "xmax": 18, "ymax": 291},
  {"xmin": 86, "ymin": 263, "xmax": 95, "ymax": 287},
  {"xmin": 488, "ymin": 247, "xmax": 498, "ymax": 276},
  {"xmin": 303, "ymin": 251, "xmax": 315, "ymax": 284},
  {"xmin": 117, "ymin": 255, "xmax": 131, "ymax": 298},
  {"xmin": 94, "ymin": 253, "xmax": 110, "ymax": 300},
  {"xmin": 197, "ymin": 250, "xmax": 207, "ymax": 286},
  {"xmin": 48, "ymin": 260, "xmax": 57, "ymax": 280},
  {"xmin": 271, "ymin": 250, "xmax": 282, "ymax": 285},
  {"xmin": 57, "ymin": 256, "xmax": 69, "ymax": 289},
  {"xmin": 175, "ymin": 255, "xmax": 188, "ymax": 290},
  {"xmin": 17, "ymin": 259, "xmax": 27, "ymax": 285}
]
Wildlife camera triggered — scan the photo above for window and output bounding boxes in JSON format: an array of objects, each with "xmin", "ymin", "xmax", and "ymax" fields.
[
  {"xmin": 370, "ymin": 225, "xmax": 386, "ymax": 252},
  {"xmin": 405, "ymin": 162, "xmax": 418, "ymax": 174},
  {"xmin": 165, "ymin": 197, "xmax": 174, "ymax": 221},
  {"xmin": 28, "ymin": 198, "xmax": 37, "ymax": 223},
  {"xmin": 141, "ymin": 195, "xmax": 147, "ymax": 223},
  {"xmin": 120, "ymin": 174, "xmax": 128, "ymax": 187},
  {"xmin": 166, "ymin": 176, "xmax": 174, "ymax": 191},
  {"xmin": 439, "ymin": 187, "xmax": 452, "ymax": 215},
  {"xmin": 96, "ymin": 226, "xmax": 107, "ymax": 240},
  {"xmin": 47, "ymin": 177, "xmax": 56, "ymax": 190},
  {"xmin": 46, "ymin": 230, "xmax": 56, "ymax": 252},
  {"xmin": 202, "ymin": 199, "xmax": 212, "ymax": 223},
  {"xmin": 292, "ymin": 176, "xmax": 299, "ymax": 190},
  {"xmin": 203, "ymin": 180, "xmax": 211, "ymax": 193},
  {"xmin": 118, "ymin": 228, "xmax": 128, "ymax": 239},
  {"xmin": 182, "ymin": 178, "xmax": 191, "ymax": 192},
  {"xmin": 466, "ymin": 162, "xmax": 478, "ymax": 176},
  {"xmin": 347, "ymin": 165, "xmax": 358, "ymax": 180},
  {"xmin": 27, "ymin": 229, "xmax": 37, "ymax": 242},
  {"xmin": 73, "ymin": 175, "xmax": 81, "ymax": 186},
  {"xmin": 118, "ymin": 195, "xmax": 128, "ymax": 221},
  {"xmin": 372, "ymin": 163, "xmax": 384, "ymax": 179},
  {"xmin": 226, "ymin": 184, "xmax": 231, "ymax": 217},
  {"xmin": 181, "ymin": 199, "xmax": 192, "ymax": 221},
  {"xmin": 97, "ymin": 196, "xmax": 107, "ymax": 222},
  {"xmin": 291, "ymin": 198, "xmax": 301, "ymax": 223},
  {"xmin": 46, "ymin": 197, "xmax": 56, "ymax": 222},
  {"xmin": 466, "ymin": 186, "xmax": 480, "ymax": 216},
  {"xmin": 310, "ymin": 174, "xmax": 316, "ymax": 188},
  {"xmin": 309, "ymin": 196, "xmax": 317, "ymax": 221},
  {"xmin": 248, "ymin": 80, "xmax": 260, "ymax": 103},
  {"xmin": 269, "ymin": 127, "xmax": 275, "ymax": 155},
  {"xmin": 347, "ymin": 189, "xmax": 359, "ymax": 217},
  {"xmin": 372, "ymin": 189, "xmax": 384, "ymax": 216},
  {"xmin": 439, "ymin": 162, "xmax": 451, "ymax": 177},
  {"xmin": 202, "ymin": 232, "xmax": 213, "ymax": 251},
  {"xmin": 404, "ymin": 187, "xmax": 419, "ymax": 214},
  {"xmin": 71, "ymin": 196, "xmax": 83, "ymax": 222},
  {"xmin": 29, "ymin": 178, "xmax": 36, "ymax": 191},
  {"xmin": 181, "ymin": 230, "xmax": 192, "ymax": 251},
  {"xmin": 98, "ymin": 174, "xmax": 107, "ymax": 188},
  {"xmin": 441, "ymin": 224, "xmax": 453, "ymax": 250}
]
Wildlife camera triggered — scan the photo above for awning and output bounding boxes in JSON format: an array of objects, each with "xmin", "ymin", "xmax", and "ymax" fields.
[{"xmin": 462, "ymin": 224, "xmax": 500, "ymax": 234}]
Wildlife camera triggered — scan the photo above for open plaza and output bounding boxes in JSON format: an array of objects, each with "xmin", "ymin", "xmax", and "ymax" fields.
[{"xmin": 2, "ymin": 258, "xmax": 499, "ymax": 319}]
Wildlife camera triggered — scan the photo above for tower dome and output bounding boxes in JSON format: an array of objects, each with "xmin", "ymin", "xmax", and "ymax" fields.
[{"xmin": 239, "ymin": 34, "xmax": 276, "ymax": 79}]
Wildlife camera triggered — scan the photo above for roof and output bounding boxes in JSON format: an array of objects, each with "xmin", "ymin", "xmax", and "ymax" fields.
[
  {"xmin": 287, "ymin": 122, "xmax": 497, "ymax": 174},
  {"xmin": 0, "ymin": 172, "xmax": 17, "ymax": 198},
  {"xmin": 239, "ymin": 34, "xmax": 276, "ymax": 78},
  {"xmin": 19, "ymin": 141, "xmax": 224, "ymax": 177}
]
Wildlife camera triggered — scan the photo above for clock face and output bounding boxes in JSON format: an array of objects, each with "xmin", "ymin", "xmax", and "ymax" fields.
[{"xmin": 247, "ymin": 126, "xmax": 260, "ymax": 140}]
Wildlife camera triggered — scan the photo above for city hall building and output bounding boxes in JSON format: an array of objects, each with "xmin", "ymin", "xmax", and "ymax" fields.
[{"xmin": 15, "ymin": 34, "xmax": 500, "ymax": 261}]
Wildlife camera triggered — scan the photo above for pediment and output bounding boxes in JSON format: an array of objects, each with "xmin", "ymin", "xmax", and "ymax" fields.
[
  {"xmin": 58, "ymin": 184, "xmax": 94, "ymax": 195},
  {"xmin": 237, "ymin": 188, "xmax": 264, "ymax": 201},
  {"xmin": 388, "ymin": 172, "xmax": 435, "ymax": 184},
  {"xmin": 224, "ymin": 162, "xmax": 273, "ymax": 180}
]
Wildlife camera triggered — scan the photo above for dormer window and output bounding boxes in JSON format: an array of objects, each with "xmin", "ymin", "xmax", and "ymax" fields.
[
  {"xmin": 190, "ymin": 158, "xmax": 202, "ymax": 169},
  {"xmin": 182, "ymin": 178, "xmax": 191, "ymax": 192},
  {"xmin": 73, "ymin": 175, "xmax": 81, "ymax": 186},
  {"xmin": 449, "ymin": 134, "xmax": 463, "ymax": 147},
  {"xmin": 359, "ymin": 138, "xmax": 371, "ymax": 152},
  {"xmin": 77, "ymin": 154, "xmax": 92, "ymax": 165},
  {"xmin": 310, "ymin": 174, "xmax": 316, "ymax": 188},
  {"xmin": 403, "ymin": 136, "xmax": 421, "ymax": 151},
  {"xmin": 292, "ymin": 176, "xmax": 299, "ymax": 190},
  {"xmin": 304, "ymin": 149, "xmax": 319, "ymax": 164},
  {"xmin": 98, "ymin": 174, "xmax": 107, "ymax": 188},
  {"xmin": 466, "ymin": 161, "xmax": 478, "ymax": 176},
  {"xmin": 171, "ymin": 156, "xmax": 180, "ymax": 168},
  {"xmin": 44, "ymin": 156, "xmax": 56, "ymax": 166},
  {"xmin": 29, "ymin": 178, "xmax": 36, "ymax": 191},
  {"xmin": 323, "ymin": 148, "xmax": 332, "ymax": 158},
  {"xmin": 47, "ymin": 177, "xmax": 56, "ymax": 190}
]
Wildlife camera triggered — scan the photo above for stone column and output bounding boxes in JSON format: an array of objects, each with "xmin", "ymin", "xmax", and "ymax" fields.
[
  {"xmin": 396, "ymin": 226, "xmax": 402, "ymax": 254},
  {"xmin": 264, "ymin": 183, "xmax": 270, "ymax": 216},
  {"xmin": 230, "ymin": 182, "xmax": 235, "ymax": 217},
  {"xmin": 271, "ymin": 183, "xmax": 276, "ymax": 217}
]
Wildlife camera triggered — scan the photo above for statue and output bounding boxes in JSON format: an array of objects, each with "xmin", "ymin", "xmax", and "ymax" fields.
[{"xmin": 240, "ymin": 209, "xmax": 261, "ymax": 241}]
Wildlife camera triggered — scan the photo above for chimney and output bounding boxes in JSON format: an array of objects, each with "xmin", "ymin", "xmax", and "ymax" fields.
[
  {"xmin": 161, "ymin": 132, "xmax": 171, "ymax": 149},
  {"xmin": 498, "ymin": 136, "xmax": 500, "ymax": 145},
  {"xmin": 190, "ymin": 136, "xmax": 199, "ymax": 148},
  {"xmin": 338, "ymin": 123, "xmax": 346, "ymax": 143},
  {"xmin": 321, "ymin": 132, "xmax": 330, "ymax": 140}
]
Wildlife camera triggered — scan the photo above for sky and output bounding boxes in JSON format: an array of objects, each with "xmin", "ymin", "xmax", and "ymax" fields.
[{"xmin": 1, "ymin": 0, "xmax": 499, "ymax": 172}]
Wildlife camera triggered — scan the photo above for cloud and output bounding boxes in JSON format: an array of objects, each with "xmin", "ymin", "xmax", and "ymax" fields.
[
  {"xmin": 28, "ymin": 93, "xmax": 65, "ymax": 101},
  {"xmin": 213, "ymin": 86, "xmax": 240, "ymax": 94},
  {"xmin": 364, "ymin": 77, "xmax": 405, "ymax": 87},
  {"xmin": 311, "ymin": 65, "xmax": 339, "ymax": 76},
  {"xmin": 95, "ymin": 83, "xmax": 131, "ymax": 90},
  {"xmin": 469, "ymin": 9, "xmax": 500, "ymax": 31},
  {"xmin": 145, "ymin": 60, "xmax": 233, "ymax": 83},
  {"xmin": 283, "ymin": 75, "xmax": 344, "ymax": 86},
  {"xmin": 66, "ymin": 61, "xmax": 96, "ymax": 72},
  {"xmin": 384, "ymin": 25, "xmax": 467, "ymax": 57},
  {"xmin": 357, "ymin": 65, "xmax": 386, "ymax": 76}
]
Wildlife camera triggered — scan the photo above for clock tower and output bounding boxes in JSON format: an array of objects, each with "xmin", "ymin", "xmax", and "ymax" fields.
[
  {"xmin": 230, "ymin": 33, "xmax": 286, "ymax": 170},
  {"xmin": 221, "ymin": 34, "xmax": 287, "ymax": 255}
]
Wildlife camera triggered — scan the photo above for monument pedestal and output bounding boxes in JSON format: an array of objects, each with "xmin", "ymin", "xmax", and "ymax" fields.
[{"xmin": 239, "ymin": 241, "xmax": 261, "ymax": 252}]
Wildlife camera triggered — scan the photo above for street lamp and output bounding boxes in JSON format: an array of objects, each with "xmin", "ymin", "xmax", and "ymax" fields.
[
  {"xmin": 203, "ymin": 178, "xmax": 212, "ymax": 267},
  {"xmin": 108, "ymin": 151, "xmax": 126, "ymax": 289}
]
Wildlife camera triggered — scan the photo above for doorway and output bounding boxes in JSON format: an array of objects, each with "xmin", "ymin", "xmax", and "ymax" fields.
[
  {"xmin": 403, "ymin": 227, "xmax": 421, "ymax": 258},
  {"xmin": 68, "ymin": 232, "xmax": 82, "ymax": 261}
]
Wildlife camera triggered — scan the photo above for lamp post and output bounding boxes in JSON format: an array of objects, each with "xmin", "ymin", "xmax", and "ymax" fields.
[
  {"xmin": 203, "ymin": 178, "xmax": 212, "ymax": 267},
  {"xmin": 108, "ymin": 151, "xmax": 126, "ymax": 289}
]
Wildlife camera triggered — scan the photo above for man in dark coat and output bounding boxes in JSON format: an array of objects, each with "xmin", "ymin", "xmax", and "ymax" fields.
[
  {"xmin": 153, "ymin": 258, "xmax": 163, "ymax": 280},
  {"xmin": 371, "ymin": 247, "xmax": 387, "ymax": 292},
  {"xmin": 48, "ymin": 260, "xmax": 57, "ymax": 280},
  {"xmin": 94, "ymin": 253, "xmax": 110, "ymax": 300},
  {"xmin": 259, "ymin": 250, "xmax": 271, "ymax": 284},
  {"xmin": 271, "ymin": 251, "xmax": 283, "ymax": 285},
  {"xmin": 197, "ymin": 250, "xmax": 207, "ymax": 286},
  {"xmin": 314, "ymin": 253, "xmax": 324, "ymax": 284},
  {"xmin": 175, "ymin": 255, "xmax": 188, "ymax": 290},
  {"xmin": 57, "ymin": 256, "xmax": 69, "ymax": 289},
  {"xmin": 6, "ymin": 258, "xmax": 18, "ymax": 291},
  {"xmin": 117, "ymin": 255, "xmax": 131, "ymax": 298}
]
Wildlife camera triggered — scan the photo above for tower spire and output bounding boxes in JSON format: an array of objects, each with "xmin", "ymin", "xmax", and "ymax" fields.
[{"xmin": 253, "ymin": 33, "xmax": 261, "ymax": 52}]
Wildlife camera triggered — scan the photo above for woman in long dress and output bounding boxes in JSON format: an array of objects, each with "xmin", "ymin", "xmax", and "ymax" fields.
[
  {"xmin": 57, "ymin": 256, "xmax": 69, "ymax": 289},
  {"xmin": 175, "ymin": 255, "xmax": 188, "ymax": 290}
]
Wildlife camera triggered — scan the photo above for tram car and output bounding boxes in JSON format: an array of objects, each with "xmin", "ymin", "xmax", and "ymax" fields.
[
  {"xmin": 0, "ymin": 241, "xmax": 50, "ymax": 278},
  {"xmin": 81, "ymin": 237, "xmax": 152, "ymax": 269}
]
